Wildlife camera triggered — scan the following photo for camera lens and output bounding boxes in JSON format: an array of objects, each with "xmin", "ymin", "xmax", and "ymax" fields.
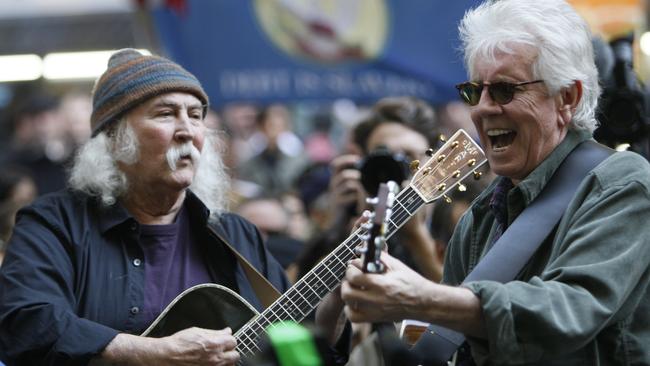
[{"xmin": 358, "ymin": 147, "xmax": 410, "ymax": 196}]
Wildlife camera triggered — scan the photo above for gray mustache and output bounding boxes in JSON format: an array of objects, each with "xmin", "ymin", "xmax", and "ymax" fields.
[{"xmin": 166, "ymin": 143, "xmax": 201, "ymax": 170}]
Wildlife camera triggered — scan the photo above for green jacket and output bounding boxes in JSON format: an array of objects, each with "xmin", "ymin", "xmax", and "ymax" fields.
[{"xmin": 443, "ymin": 129, "xmax": 650, "ymax": 365}]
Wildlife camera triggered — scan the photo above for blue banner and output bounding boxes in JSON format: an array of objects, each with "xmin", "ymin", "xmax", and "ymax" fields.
[{"xmin": 150, "ymin": 0, "xmax": 481, "ymax": 107}]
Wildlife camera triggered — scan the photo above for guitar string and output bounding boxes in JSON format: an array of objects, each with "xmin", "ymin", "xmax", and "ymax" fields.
[
  {"xmin": 237, "ymin": 190, "xmax": 421, "ymax": 353},
  {"xmin": 237, "ymin": 176, "xmax": 463, "ymax": 355},
  {"xmin": 238, "ymin": 190, "xmax": 464, "ymax": 355},
  {"xmin": 238, "ymin": 193, "xmax": 442, "ymax": 355},
  {"xmin": 236, "ymin": 233, "xmax": 363, "ymax": 355},
  {"xmin": 236, "ymin": 141, "xmax": 484, "ymax": 355},
  {"xmin": 237, "ymin": 189, "xmax": 419, "ymax": 353},
  {"xmin": 236, "ymin": 186, "xmax": 424, "ymax": 353}
]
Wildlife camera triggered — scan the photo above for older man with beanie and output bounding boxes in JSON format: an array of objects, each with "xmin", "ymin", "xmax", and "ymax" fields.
[{"xmin": 0, "ymin": 49, "xmax": 347, "ymax": 365}]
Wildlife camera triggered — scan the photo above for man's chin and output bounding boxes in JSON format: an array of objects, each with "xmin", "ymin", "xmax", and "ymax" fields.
[{"xmin": 169, "ymin": 170, "xmax": 196, "ymax": 186}]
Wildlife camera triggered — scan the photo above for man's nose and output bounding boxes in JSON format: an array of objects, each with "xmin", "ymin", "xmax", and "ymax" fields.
[
  {"xmin": 174, "ymin": 113, "xmax": 195, "ymax": 141},
  {"xmin": 473, "ymin": 87, "xmax": 501, "ymax": 114}
]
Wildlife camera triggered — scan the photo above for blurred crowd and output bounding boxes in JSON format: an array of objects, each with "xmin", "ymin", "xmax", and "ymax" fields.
[{"xmin": 0, "ymin": 85, "xmax": 493, "ymax": 294}]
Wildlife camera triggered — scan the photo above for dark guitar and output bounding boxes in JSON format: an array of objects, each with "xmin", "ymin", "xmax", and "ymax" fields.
[{"xmin": 140, "ymin": 129, "xmax": 487, "ymax": 360}]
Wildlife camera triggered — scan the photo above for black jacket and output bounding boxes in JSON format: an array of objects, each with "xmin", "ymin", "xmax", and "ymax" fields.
[{"xmin": 0, "ymin": 189, "xmax": 290, "ymax": 365}]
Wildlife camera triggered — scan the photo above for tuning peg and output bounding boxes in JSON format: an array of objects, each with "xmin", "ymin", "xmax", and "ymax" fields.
[
  {"xmin": 425, "ymin": 148, "xmax": 435, "ymax": 157},
  {"xmin": 422, "ymin": 167, "xmax": 433, "ymax": 176},
  {"xmin": 410, "ymin": 160, "xmax": 420, "ymax": 172},
  {"xmin": 473, "ymin": 171, "xmax": 483, "ymax": 180},
  {"xmin": 366, "ymin": 197, "xmax": 378, "ymax": 205},
  {"xmin": 443, "ymin": 195, "xmax": 452, "ymax": 204},
  {"xmin": 437, "ymin": 183, "xmax": 447, "ymax": 192},
  {"xmin": 452, "ymin": 170, "xmax": 461, "ymax": 178},
  {"xmin": 439, "ymin": 134, "xmax": 447, "ymax": 142},
  {"xmin": 354, "ymin": 246, "xmax": 367, "ymax": 256},
  {"xmin": 457, "ymin": 183, "xmax": 466, "ymax": 192},
  {"xmin": 451, "ymin": 141, "xmax": 459, "ymax": 149},
  {"xmin": 437, "ymin": 154, "xmax": 446, "ymax": 162},
  {"xmin": 467, "ymin": 158, "xmax": 477, "ymax": 167}
]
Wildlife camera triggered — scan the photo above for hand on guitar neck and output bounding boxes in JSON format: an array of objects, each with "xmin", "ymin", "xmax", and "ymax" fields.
[{"xmin": 340, "ymin": 129, "xmax": 488, "ymax": 343}]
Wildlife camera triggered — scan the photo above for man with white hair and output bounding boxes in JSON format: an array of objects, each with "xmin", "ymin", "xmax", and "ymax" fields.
[
  {"xmin": 341, "ymin": 0, "xmax": 650, "ymax": 365},
  {"xmin": 0, "ymin": 49, "xmax": 347, "ymax": 365}
]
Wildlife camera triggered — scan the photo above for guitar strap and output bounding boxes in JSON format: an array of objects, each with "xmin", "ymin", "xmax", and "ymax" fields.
[
  {"xmin": 207, "ymin": 225, "xmax": 281, "ymax": 309},
  {"xmin": 411, "ymin": 140, "xmax": 613, "ymax": 365}
]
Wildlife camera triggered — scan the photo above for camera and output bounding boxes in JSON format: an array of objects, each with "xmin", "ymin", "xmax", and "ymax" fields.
[
  {"xmin": 358, "ymin": 146, "xmax": 410, "ymax": 197},
  {"xmin": 594, "ymin": 33, "xmax": 650, "ymax": 155}
]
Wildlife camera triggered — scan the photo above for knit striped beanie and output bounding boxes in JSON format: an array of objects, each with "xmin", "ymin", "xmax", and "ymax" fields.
[{"xmin": 90, "ymin": 48, "xmax": 209, "ymax": 137}]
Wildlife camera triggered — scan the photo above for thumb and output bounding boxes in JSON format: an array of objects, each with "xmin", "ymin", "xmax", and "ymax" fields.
[{"xmin": 379, "ymin": 251, "xmax": 406, "ymax": 270}]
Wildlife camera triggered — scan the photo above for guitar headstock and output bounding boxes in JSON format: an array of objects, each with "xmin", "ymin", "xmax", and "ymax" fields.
[{"xmin": 410, "ymin": 129, "xmax": 487, "ymax": 203}]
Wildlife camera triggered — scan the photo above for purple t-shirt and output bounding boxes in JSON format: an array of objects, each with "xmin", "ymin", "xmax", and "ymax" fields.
[{"xmin": 138, "ymin": 206, "xmax": 212, "ymax": 327}]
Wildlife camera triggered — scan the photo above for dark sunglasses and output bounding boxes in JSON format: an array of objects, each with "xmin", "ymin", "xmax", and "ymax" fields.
[{"xmin": 455, "ymin": 80, "xmax": 544, "ymax": 106}]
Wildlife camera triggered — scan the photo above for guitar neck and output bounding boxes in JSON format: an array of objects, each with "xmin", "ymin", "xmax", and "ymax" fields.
[{"xmin": 235, "ymin": 186, "xmax": 426, "ymax": 356}]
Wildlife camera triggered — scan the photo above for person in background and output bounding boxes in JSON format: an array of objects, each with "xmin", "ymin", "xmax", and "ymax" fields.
[
  {"xmin": 428, "ymin": 179, "xmax": 487, "ymax": 271},
  {"xmin": 59, "ymin": 91, "xmax": 93, "ymax": 154},
  {"xmin": 0, "ymin": 165, "xmax": 37, "ymax": 265},
  {"xmin": 236, "ymin": 104, "xmax": 308, "ymax": 196},
  {"xmin": 2, "ymin": 92, "xmax": 69, "ymax": 195},
  {"xmin": 298, "ymin": 96, "xmax": 445, "ymax": 282},
  {"xmin": 0, "ymin": 49, "xmax": 348, "ymax": 365},
  {"xmin": 235, "ymin": 195, "xmax": 306, "ymax": 283},
  {"xmin": 341, "ymin": 0, "xmax": 650, "ymax": 364}
]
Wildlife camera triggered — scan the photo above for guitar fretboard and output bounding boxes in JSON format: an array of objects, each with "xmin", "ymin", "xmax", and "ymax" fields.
[{"xmin": 234, "ymin": 185, "xmax": 427, "ymax": 356}]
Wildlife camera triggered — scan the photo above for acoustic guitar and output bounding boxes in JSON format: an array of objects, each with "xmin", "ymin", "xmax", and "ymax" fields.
[{"xmin": 140, "ymin": 129, "xmax": 487, "ymax": 361}]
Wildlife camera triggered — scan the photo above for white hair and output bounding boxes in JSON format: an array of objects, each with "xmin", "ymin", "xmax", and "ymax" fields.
[
  {"xmin": 69, "ymin": 119, "xmax": 230, "ymax": 217},
  {"xmin": 458, "ymin": 0, "xmax": 601, "ymax": 133}
]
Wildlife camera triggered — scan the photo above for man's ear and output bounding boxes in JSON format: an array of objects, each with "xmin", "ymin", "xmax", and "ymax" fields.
[{"xmin": 557, "ymin": 80, "xmax": 582, "ymax": 126}]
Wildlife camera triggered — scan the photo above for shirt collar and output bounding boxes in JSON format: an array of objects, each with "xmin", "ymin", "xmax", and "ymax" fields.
[
  {"xmin": 471, "ymin": 128, "xmax": 592, "ymax": 214},
  {"xmin": 97, "ymin": 199, "xmax": 132, "ymax": 234},
  {"xmin": 514, "ymin": 128, "xmax": 592, "ymax": 206},
  {"xmin": 96, "ymin": 189, "xmax": 211, "ymax": 234}
]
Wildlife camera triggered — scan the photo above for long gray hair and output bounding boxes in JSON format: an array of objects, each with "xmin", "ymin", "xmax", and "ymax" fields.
[
  {"xmin": 458, "ymin": 0, "xmax": 601, "ymax": 133},
  {"xmin": 69, "ymin": 118, "xmax": 230, "ymax": 217}
]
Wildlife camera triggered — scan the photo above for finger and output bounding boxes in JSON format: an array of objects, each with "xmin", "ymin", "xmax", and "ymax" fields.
[
  {"xmin": 337, "ymin": 168, "xmax": 362, "ymax": 181},
  {"xmin": 348, "ymin": 258, "xmax": 363, "ymax": 270},
  {"xmin": 344, "ymin": 302, "xmax": 377, "ymax": 323},
  {"xmin": 336, "ymin": 191, "xmax": 361, "ymax": 205},
  {"xmin": 329, "ymin": 169, "xmax": 361, "ymax": 191},
  {"xmin": 340, "ymin": 279, "xmax": 354, "ymax": 301},
  {"xmin": 340, "ymin": 279, "xmax": 368, "ymax": 303},
  {"xmin": 345, "ymin": 261, "xmax": 366, "ymax": 285},
  {"xmin": 204, "ymin": 331, "xmax": 237, "ymax": 351},
  {"xmin": 352, "ymin": 210, "xmax": 371, "ymax": 230},
  {"xmin": 378, "ymin": 251, "xmax": 407, "ymax": 271},
  {"xmin": 196, "ymin": 326, "xmax": 232, "ymax": 335},
  {"xmin": 330, "ymin": 154, "xmax": 361, "ymax": 174},
  {"xmin": 336, "ymin": 179, "xmax": 364, "ymax": 198},
  {"xmin": 345, "ymin": 260, "xmax": 381, "ymax": 290},
  {"xmin": 215, "ymin": 350, "xmax": 240, "ymax": 365}
]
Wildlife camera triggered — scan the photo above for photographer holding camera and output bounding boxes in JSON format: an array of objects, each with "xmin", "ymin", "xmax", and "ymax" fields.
[{"xmin": 325, "ymin": 96, "xmax": 444, "ymax": 282}]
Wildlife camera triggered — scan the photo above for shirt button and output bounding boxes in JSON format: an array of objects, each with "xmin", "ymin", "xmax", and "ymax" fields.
[
  {"xmin": 130, "ymin": 306, "xmax": 140, "ymax": 315},
  {"xmin": 133, "ymin": 258, "xmax": 142, "ymax": 267},
  {"xmin": 130, "ymin": 223, "xmax": 137, "ymax": 231}
]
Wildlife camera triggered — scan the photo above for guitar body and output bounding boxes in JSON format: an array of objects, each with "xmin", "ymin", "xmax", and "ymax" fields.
[{"xmin": 141, "ymin": 284, "xmax": 259, "ymax": 338}]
